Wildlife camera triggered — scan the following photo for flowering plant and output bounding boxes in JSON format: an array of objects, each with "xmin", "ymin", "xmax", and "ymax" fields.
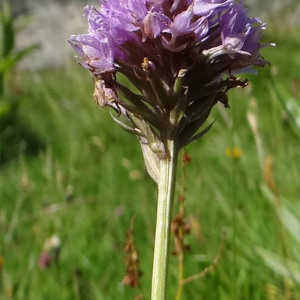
[{"xmin": 69, "ymin": 1, "xmax": 270, "ymax": 299}]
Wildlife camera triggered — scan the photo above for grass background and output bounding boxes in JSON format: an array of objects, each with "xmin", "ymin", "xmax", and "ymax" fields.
[{"xmin": 1, "ymin": 13, "xmax": 300, "ymax": 300}]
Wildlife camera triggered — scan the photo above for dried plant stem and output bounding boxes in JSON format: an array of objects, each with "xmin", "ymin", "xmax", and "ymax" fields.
[
  {"xmin": 151, "ymin": 139, "xmax": 178, "ymax": 300},
  {"xmin": 180, "ymin": 232, "xmax": 225, "ymax": 285},
  {"xmin": 174, "ymin": 227, "xmax": 184, "ymax": 300},
  {"xmin": 175, "ymin": 153, "xmax": 189, "ymax": 300}
]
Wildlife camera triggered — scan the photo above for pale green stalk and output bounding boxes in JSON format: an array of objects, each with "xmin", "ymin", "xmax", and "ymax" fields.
[{"xmin": 151, "ymin": 139, "xmax": 178, "ymax": 300}]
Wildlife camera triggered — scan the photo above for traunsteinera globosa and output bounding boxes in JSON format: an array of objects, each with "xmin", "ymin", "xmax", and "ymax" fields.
[{"xmin": 69, "ymin": 1, "xmax": 272, "ymax": 299}]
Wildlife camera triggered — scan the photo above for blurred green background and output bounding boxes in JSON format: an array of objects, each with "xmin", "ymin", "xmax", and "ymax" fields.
[{"xmin": 0, "ymin": 1, "xmax": 299, "ymax": 299}]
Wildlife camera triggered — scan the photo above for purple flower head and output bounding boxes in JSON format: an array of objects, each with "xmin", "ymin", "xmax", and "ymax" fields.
[
  {"xmin": 69, "ymin": 0, "xmax": 268, "ymax": 73},
  {"xmin": 69, "ymin": 0, "xmax": 271, "ymax": 180}
]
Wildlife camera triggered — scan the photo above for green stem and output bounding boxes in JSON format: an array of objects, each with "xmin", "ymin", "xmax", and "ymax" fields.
[
  {"xmin": 174, "ymin": 246, "xmax": 184, "ymax": 300},
  {"xmin": 151, "ymin": 139, "xmax": 178, "ymax": 300}
]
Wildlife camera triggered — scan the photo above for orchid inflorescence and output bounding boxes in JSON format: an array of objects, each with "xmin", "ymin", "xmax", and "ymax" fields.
[{"xmin": 69, "ymin": 0, "xmax": 270, "ymax": 182}]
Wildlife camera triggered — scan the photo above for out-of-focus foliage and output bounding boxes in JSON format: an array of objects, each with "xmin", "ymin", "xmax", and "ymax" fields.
[
  {"xmin": 258, "ymin": 184, "xmax": 300, "ymax": 286},
  {"xmin": 0, "ymin": 0, "xmax": 38, "ymax": 95},
  {"xmin": 0, "ymin": 2, "xmax": 299, "ymax": 300},
  {"xmin": 269, "ymin": 78, "xmax": 300, "ymax": 137},
  {"xmin": 0, "ymin": 0, "xmax": 41, "ymax": 164}
]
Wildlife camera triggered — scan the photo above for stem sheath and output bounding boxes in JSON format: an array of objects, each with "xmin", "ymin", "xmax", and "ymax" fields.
[{"xmin": 151, "ymin": 139, "xmax": 178, "ymax": 300}]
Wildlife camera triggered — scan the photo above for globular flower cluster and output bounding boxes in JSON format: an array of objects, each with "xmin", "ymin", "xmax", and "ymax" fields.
[{"xmin": 69, "ymin": 0, "xmax": 269, "ymax": 181}]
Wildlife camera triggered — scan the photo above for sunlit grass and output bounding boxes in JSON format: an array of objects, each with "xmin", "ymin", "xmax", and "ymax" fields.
[{"xmin": 0, "ymin": 26, "xmax": 299, "ymax": 300}]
